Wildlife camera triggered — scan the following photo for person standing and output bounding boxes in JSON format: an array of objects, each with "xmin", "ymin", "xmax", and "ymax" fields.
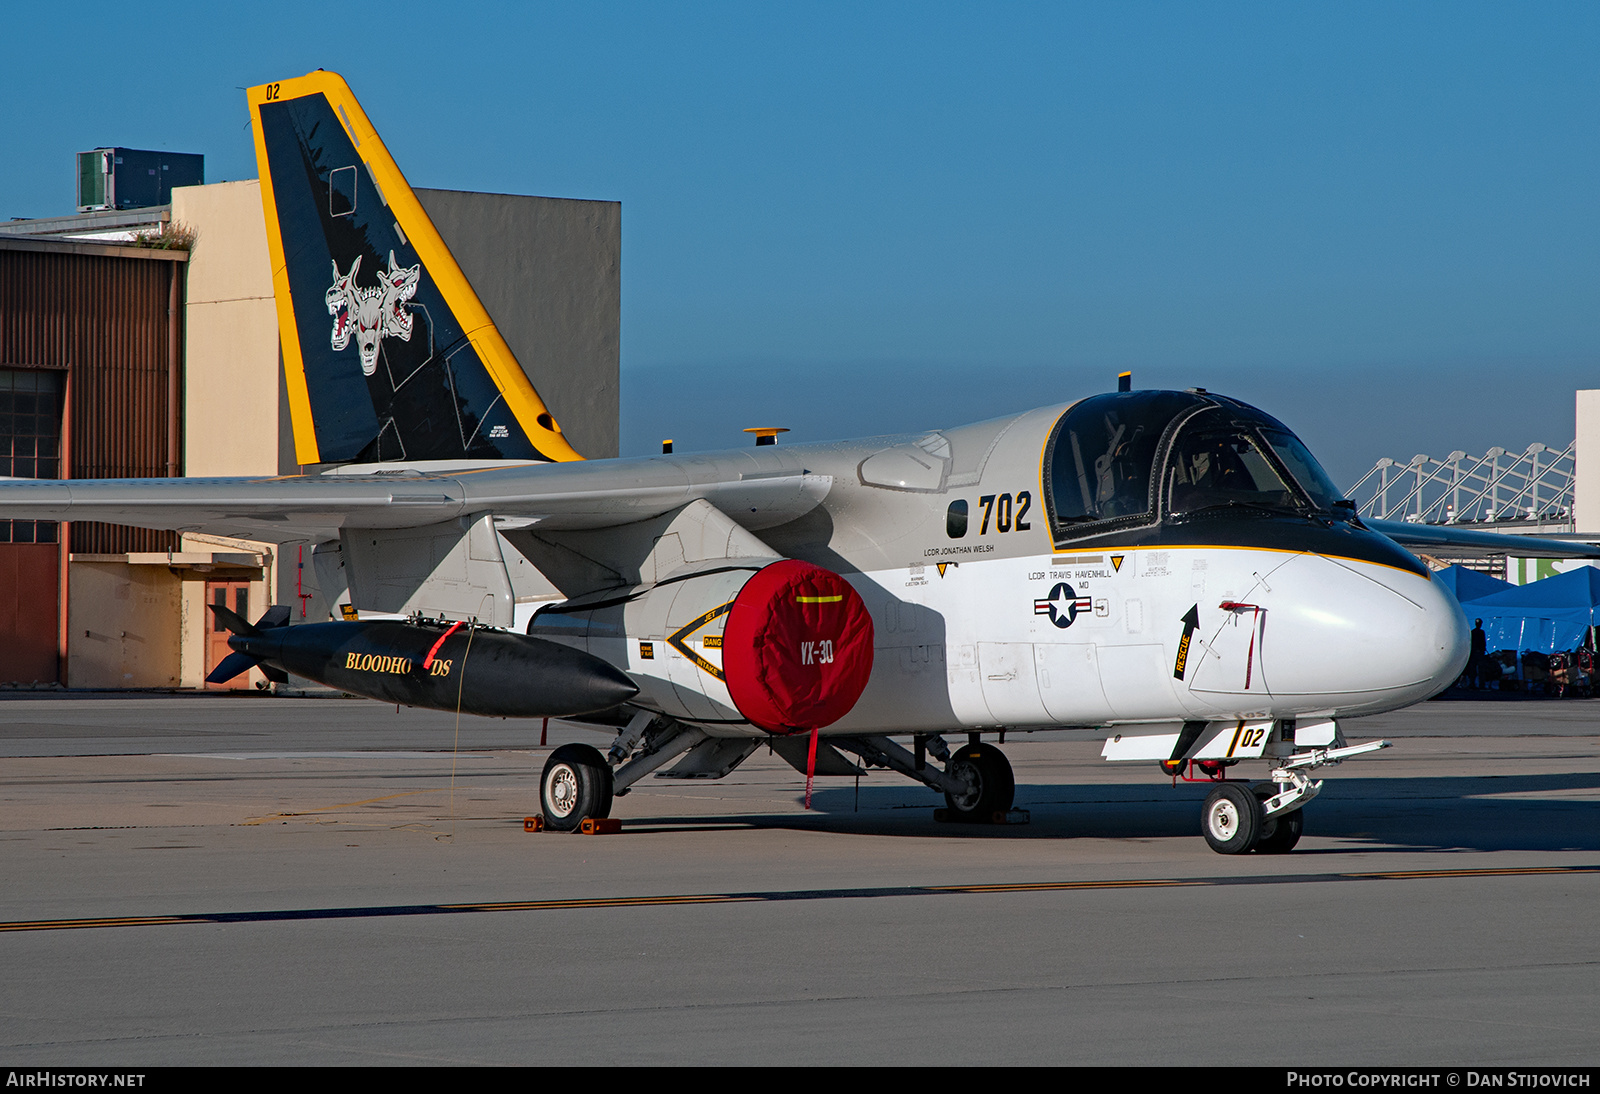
[{"xmin": 1468, "ymin": 618, "xmax": 1488, "ymax": 688}]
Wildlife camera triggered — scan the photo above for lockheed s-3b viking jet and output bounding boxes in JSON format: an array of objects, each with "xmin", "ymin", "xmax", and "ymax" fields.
[{"xmin": 6, "ymin": 72, "xmax": 1591, "ymax": 853}]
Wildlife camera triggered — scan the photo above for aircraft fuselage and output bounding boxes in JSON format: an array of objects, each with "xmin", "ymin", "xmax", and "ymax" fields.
[{"xmin": 526, "ymin": 395, "xmax": 1471, "ymax": 738}]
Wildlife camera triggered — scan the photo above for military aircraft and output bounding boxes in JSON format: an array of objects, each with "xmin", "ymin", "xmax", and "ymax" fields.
[{"xmin": 6, "ymin": 71, "xmax": 1595, "ymax": 854}]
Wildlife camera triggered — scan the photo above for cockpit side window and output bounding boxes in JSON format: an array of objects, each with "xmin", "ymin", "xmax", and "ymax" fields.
[{"xmin": 1043, "ymin": 392, "xmax": 1200, "ymax": 539}]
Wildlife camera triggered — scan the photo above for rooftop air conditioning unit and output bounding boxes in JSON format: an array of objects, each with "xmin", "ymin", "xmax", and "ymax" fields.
[{"xmin": 76, "ymin": 148, "xmax": 204, "ymax": 212}]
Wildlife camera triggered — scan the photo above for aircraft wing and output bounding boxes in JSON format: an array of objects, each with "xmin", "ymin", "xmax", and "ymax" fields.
[
  {"xmin": 1365, "ymin": 518, "xmax": 1600, "ymax": 560},
  {"xmin": 0, "ymin": 460, "xmax": 832, "ymax": 544}
]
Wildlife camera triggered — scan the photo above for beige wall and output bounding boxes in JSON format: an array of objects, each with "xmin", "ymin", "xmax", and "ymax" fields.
[
  {"xmin": 168, "ymin": 181, "xmax": 279, "ymax": 676},
  {"xmin": 1576, "ymin": 390, "xmax": 1600, "ymax": 534},
  {"xmin": 178, "ymin": 578, "xmax": 208, "ymax": 688},
  {"xmin": 68, "ymin": 562, "xmax": 183, "ymax": 688},
  {"xmin": 171, "ymin": 180, "xmax": 280, "ymax": 477}
]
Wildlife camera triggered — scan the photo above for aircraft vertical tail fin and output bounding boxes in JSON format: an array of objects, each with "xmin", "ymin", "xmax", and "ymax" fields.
[{"xmin": 247, "ymin": 71, "xmax": 582, "ymax": 466}]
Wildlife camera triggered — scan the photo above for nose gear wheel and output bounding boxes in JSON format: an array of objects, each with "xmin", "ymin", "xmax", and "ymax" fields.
[
  {"xmin": 1201, "ymin": 782, "xmax": 1262, "ymax": 854},
  {"xmin": 1254, "ymin": 805, "xmax": 1304, "ymax": 853}
]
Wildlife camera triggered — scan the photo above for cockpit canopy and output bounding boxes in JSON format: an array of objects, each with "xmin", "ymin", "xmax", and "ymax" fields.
[{"xmin": 1042, "ymin": 390, "xmax": 1345, "ymax": 544}]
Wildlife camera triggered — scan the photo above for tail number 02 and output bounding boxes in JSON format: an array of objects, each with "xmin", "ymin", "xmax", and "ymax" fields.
[{"xmin": 800, "ymin": 640, "xmax": 834, "ymax": 666}]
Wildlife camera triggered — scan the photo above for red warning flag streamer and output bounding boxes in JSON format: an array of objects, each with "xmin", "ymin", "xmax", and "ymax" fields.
[
  {"xmin": 804, "ymin": 724, "xmax": 821, "ymax": 809},
  {"xmin": 1218, "ymin": 602, "xmax": 1266, "ymax": 689},
  {"xmin": 422, "ymin": 620, "xmax": 463, "ymax": 670}
]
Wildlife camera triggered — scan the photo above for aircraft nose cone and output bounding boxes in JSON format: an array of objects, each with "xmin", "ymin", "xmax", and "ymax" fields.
[{"xmin": 1263, "ymin": 554, "xmax": 1469, "ymax": 713}]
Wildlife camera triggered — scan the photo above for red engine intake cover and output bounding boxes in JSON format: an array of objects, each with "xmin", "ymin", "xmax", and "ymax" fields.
[{"xmin": 721, "ymin": 559, "xmax": 874, "ymax": 734}]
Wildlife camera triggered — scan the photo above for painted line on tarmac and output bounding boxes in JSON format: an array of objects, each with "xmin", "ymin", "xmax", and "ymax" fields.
[
  {"xmin": 3, "ymin": 864, "xmax": 1596, "ymax": 934},
  {"xmin": 241, "ymin": 788, "xmax": 440, "ymax": 825}
]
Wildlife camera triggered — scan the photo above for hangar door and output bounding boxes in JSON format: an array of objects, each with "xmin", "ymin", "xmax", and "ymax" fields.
[
  {"xmin": 0, "ymin": 368, "xmax": 63, "ymax": 684},
  {"xmin": 205, "ymin": 580, "xmax": 252, "ymax": 690}
]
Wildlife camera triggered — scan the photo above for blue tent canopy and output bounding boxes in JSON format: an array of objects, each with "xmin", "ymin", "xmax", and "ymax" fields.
[
  {"xmin": 1434, "ymin": 564, "xmax": 1514, "ymax": 603},
  {"xmin": 1460, "ymin": 566, "xmax": 1600, "ymax": 654}
]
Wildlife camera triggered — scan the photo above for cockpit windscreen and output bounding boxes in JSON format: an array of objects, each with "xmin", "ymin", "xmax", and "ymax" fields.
[
  {"xmin": 1258, "ymin": 428, "xmax": 1344, "ymax": 512},
  {"xmin": 1165, "ymin": 422, "xmax": 1297, "ymax": 515},
  {"xmin": 1164, "ymin": 407, "xmax": 1343, "ymax": 518},
  {"xmin": 1043, "ymin": 391, "xmax": 1348, "ymax": 544}
]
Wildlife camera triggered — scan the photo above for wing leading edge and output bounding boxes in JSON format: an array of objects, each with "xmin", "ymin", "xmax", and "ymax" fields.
[
  {"xmin": 1365, "ymin": 518, "xmax": 1600, "ymax": 561},
  {"xmin": 0, "ymin": 460, "xmax": 832, "ymax": 544}
]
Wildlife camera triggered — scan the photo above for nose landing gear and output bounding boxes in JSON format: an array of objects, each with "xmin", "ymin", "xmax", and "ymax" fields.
[
  {"xmin": 1194, "ymin": 739, "xmax": 1388, "ymax": 854},
  {"xmin": 1201, "ymin": 782, "xmax": 1261, "ymax": 854},
  {"xmin": 1254, "ymin": 805, "xmax": 1304, "ymax": 853}
]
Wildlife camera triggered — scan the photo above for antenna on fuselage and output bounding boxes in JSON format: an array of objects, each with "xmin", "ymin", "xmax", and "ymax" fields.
[
  {"xmin": 1118, "ymin": 371, "xmax": 1132, "ymax": 392},
  {"xmin": 743, "ymin": 427, "xmax": 790, "ymax": 447}
]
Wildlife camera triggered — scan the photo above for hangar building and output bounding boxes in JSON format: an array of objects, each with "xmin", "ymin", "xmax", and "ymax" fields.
[{"xmin": 0, "ymin": 176, "xmax": 619, "ymax": 689}]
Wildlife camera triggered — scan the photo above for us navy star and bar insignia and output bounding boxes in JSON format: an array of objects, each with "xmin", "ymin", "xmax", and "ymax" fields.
[{"xmin": 1034, "ymin": 582, "xmax": 1092, "ymax": 629}]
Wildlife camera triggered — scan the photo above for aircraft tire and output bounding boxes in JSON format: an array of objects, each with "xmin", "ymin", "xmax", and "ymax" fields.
[
  {"xmin": 1201, "ymin": 782, "xmax": 1261, "ymax": 854},
  {"xmin": 943, "ymin": 742, "xmax": 1015, "ymax": 821},
  {"xmin": 540, "ymin": 743, "xmax": 614, "ymax": 832},
  {"xmin": 1254, "ymin": 808, "xmax": 1304, "ymax": 854}
]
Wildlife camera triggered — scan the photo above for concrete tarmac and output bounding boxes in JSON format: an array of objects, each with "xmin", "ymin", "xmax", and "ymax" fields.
[{"xmin": 1, "ymin": 694, "xmax": 1596, "ymax": 1065}]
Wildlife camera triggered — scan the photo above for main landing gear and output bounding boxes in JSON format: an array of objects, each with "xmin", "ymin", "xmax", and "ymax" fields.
[
  {"xmin": 539, "ymin": 715, "xmax": 716, "ymax": 831},
  {"xmin": 540, "ymin": 744, "xmax": 614, "ymax": 832},
  {"xmin": 538, "ymin": 725, "xmax": 1023, "ymax": 828},
  {"xmin": 943, "ymin": 742, "xmax": 1016, "ymax": 821},
  {"xmin": 828, "ymin": 733, "xmax": 1019, "ymax": 823}
]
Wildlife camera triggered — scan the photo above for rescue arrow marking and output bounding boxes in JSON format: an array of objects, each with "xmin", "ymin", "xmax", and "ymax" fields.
[{"xmin": 1173, "ymin": 604, "xmax": 1200, "ymax": 679}]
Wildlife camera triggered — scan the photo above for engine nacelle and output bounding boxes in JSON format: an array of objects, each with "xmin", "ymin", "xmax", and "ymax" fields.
[{"xmin": 532, "ymin": 559, "xmax": 874, "ymax": 733}]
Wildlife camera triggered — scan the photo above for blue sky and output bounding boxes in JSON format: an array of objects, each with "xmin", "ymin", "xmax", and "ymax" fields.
[{"xmin": 4, "ymin": 2, "xmax": 1596, "ymax": 483}]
